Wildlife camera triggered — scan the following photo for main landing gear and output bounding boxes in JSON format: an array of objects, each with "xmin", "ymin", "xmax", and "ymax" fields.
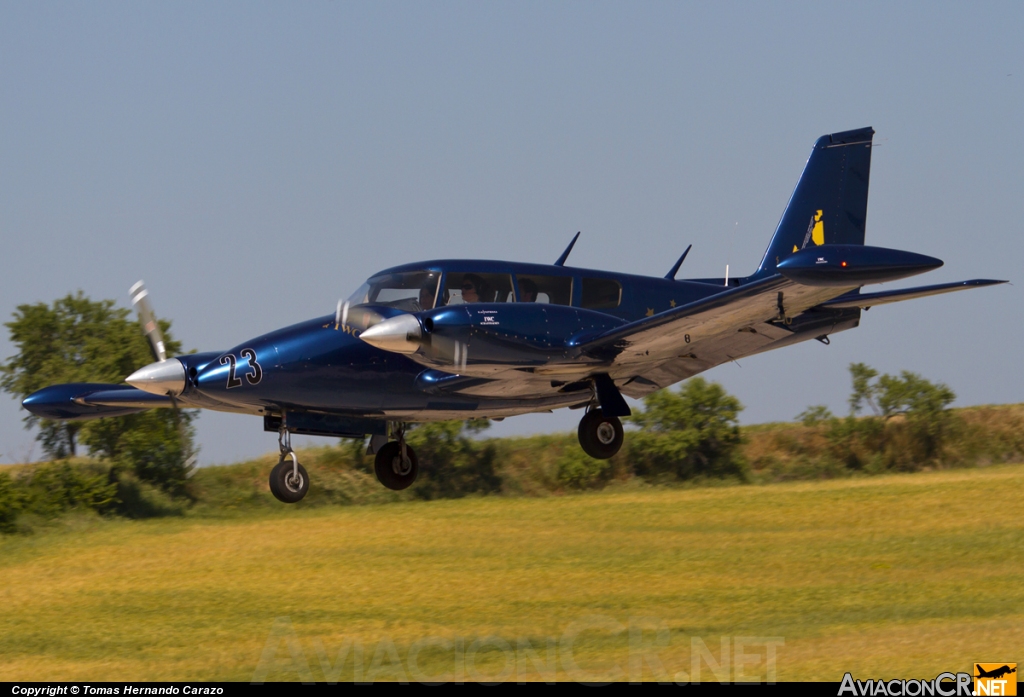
[
  {"xmin": 374, "ymin": 423, "xmax": 419, "ymax": 491},
  {"xmin": 268, "ymin": 420, "xmax": 419, "ymax": 502},
  {"xmin": 578, "ymin": 407, "xmax": 624, "ymax": 459},
  {"xmin": 269, "ymin": 427, "xmax": 309, "ymax": 503}
]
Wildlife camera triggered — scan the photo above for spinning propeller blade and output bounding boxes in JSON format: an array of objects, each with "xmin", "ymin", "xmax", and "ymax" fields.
[
  {"xmin": 130, "ymin": 280, "xmax": 167, "ymax": 362},
  {"xmin": 452, "ymin": 340, "xmax": 468, "ymax": 372},
  {"xmin": 127, "ymin": 281, "xmax": 197, "ymax": 475}
]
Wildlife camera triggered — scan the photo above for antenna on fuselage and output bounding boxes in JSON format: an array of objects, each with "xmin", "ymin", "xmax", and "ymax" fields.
[
  {"xmin": 553, "ymin": 231, "xmax": 581, "ymax": 266},
  {"xmin": 724, "ymin": 216, "xmax": 741, "ymax": 282},
  {"xmin": 664, "ymin": 244, "xmax": 692, "ymax": 280}
]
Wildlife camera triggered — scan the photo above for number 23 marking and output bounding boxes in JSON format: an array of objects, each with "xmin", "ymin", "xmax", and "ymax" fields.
[{"xmin": 220, "ymin": 349, "xmax": 263, "ymax": 389}]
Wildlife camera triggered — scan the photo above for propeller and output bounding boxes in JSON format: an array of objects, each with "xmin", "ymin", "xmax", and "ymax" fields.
[
  {"xmin": 328, "ymin": 298, "xmax": 385, "ymax": 332},
  {"xmin": 452, "ymin": 340, "xmax": 469, "ymax": 373},
  {"xmin": 130, "ymin": 280, "xmax": 167, "ymax": 362},
  {"xmin": 129, "ymin": 280, "xmax": 197, "ymax": 476}
]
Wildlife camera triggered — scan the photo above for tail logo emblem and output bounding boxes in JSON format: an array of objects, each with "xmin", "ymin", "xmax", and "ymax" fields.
[{"xmin": 793, "ymin": 209, "xmax": 825, "ymax": 252}]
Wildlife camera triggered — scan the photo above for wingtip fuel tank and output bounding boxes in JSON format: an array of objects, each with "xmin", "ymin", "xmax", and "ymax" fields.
[{"xmin": 776, "ymin": 245, "xmax": 943, "ymax": 287}]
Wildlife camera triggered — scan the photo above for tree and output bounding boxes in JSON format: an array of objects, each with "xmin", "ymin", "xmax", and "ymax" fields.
[
  {"xmin": 628, "ymin": 377, "xmax": 746, "ymax": 479},
  {"xmin": 806, "ymin": 364, "xmax": 959, "ymax": 471},
  {"xmin": 848, "ymin": 362, "xmax": 880, "ymax": 416},
  {"xmin": 1, "ymin": 293, "xmax": 195, "ymax": 491},
  {"xmin": 407, "ymin": 419, "xmax": 501, "ymax": 500}
]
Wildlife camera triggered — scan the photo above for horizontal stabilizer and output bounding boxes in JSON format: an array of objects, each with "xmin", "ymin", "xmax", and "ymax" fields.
[{"xmin": 818, "ymin": 279, "xmax": 1007, "ymax": 309}]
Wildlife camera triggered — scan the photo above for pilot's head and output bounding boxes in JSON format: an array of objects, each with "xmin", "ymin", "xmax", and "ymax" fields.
[
  {"xmin": 519, "ymin": 278, "xmax": 538, "ymax": 302},
  {"xmin": 462, "ymin": 274, "xmax": 484, "ymax": 303},
  {"xmin": 419, "ymin": 284, "xmax": 435, "ymax": 310}
]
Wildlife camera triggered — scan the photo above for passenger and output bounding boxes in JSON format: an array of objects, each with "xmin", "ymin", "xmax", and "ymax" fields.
[
  {"xmin": 461, "ymin": 274, "xmax": 485, "ymax": 303},
  {"xmin": 418, "ymin": 284, "xmax": 436, "ymax": 311},
  {"xmin": 518, "ymin": 278, "xmax": 538, "ymax": 302}
]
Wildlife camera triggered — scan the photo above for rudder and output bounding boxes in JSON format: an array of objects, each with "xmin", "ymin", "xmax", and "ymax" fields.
[{"xmin": 753, "ymin": 127, "xmax": 875, "ymax": 278}]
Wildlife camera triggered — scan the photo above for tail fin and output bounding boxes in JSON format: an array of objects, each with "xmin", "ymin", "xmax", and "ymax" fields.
[{"xmin": 753, "ymin": 127, "xmax": 874, "ymax": 278}]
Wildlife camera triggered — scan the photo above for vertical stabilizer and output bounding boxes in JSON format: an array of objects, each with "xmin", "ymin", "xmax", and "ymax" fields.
[{"xmin": 753, "ymin": 127, "xmax": 874, "ymax": 278}]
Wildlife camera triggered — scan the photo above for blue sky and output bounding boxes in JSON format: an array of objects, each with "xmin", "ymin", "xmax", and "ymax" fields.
[{"xmin": 2, "ymin": 2, "xmax": 1021, "ymax": 464}]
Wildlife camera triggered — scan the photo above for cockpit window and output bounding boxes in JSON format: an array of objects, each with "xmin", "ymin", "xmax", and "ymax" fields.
[
  {"xmin": 347, "ymin": 271, "xmax": 440, "ymax": 312},
  {"xmin": 442, "ymin": 272, "xmax": 515, "ymax": 305}
]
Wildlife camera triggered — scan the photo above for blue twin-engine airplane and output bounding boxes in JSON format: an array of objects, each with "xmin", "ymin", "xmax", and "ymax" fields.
[{"xmin": 23, "ymin": 127, "xmax": 1005, "ymax": 502}]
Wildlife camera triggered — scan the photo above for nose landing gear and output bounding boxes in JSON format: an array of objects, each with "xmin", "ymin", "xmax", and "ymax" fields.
[
  {"xmin": 374, "ymin": 423, "xmax": 419, "ymax": 490},
  {"xmin": 269, "ymin": 426, "xmax": 309, "ymax": 503},
  {"xmin": 578, "ymin": 408, "xmax": 624, "ymax": 459}
]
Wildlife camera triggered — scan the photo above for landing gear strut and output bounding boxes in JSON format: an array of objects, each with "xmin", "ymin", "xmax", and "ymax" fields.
[
  {"xmin": 269, "ymin": 425, "xmax": 309, "ymax": 503},
  {"xmin": 578, "ymin": 408, "xmax": 624, "ymax": 459},
  {"xmin": 374, "ymin": 423, "xmax": 419, "ymax": 490}
]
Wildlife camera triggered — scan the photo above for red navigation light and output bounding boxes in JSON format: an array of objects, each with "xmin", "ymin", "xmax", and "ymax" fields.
[{"xmin": 841, "ymin": 261, "xmax": 847, "ymax": 267}]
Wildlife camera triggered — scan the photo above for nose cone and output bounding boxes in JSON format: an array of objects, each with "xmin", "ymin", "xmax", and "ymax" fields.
[
  {"xmin": 359, "ymin": 314, "xmax": 423, "ymax": 354},
  {"xmin": 126, "ymin": 359, "xmax": 186, "ymax": 396}
]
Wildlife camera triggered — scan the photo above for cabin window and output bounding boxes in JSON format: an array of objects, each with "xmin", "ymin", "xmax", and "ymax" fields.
[
  {"xmin": 581, "ymin": 278, "xmax": 622, "ymax": 309},
  {"xmin": 347, "ymin": 271, "xmax": 441, "ymax": 312},
  {"xmin": 516, "ymin": 275, "xmax": 573, "ymax": 305},
  {"xmin": 442, "ymin": 272, "xmax": 515, "ymax": 305}
]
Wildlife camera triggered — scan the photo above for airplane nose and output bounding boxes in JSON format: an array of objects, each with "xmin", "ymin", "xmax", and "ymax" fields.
[
  {"xmin": 125, "ymin": 359, "xmax": 186, "ymax": 396},
  {"xmin": 359, "ymin": 314, "xmax": 423, "ymax": 354}
]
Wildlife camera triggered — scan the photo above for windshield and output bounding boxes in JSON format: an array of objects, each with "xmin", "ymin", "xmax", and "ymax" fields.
[{"xmin": 347, "ymin": 271, "xmax": 441, "ymax": 312}]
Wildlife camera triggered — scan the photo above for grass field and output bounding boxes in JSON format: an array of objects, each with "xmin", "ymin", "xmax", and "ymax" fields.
[{"xmin": 1, "ymin": 465, "xmax": 1022, "ymax": 682}]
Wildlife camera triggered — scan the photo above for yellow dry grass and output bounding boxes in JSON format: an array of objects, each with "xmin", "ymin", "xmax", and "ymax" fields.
[{"xmin": 1, "ymin": 465, "xmax": 1022, "ymax": 682}]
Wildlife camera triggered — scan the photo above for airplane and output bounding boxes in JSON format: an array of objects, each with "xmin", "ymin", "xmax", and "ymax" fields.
[
  {"xmin": 975, "ymin": 665, "xmax": 1016, "ymax": 680},
  {"xmin": 22, "ymin": 127, "xmax": 1005, "ymax": 503}
]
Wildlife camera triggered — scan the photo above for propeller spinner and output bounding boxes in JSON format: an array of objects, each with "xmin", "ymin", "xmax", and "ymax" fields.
[{"xmin": 125, "ymin": 281, "xmax": 186, "ymax": 397}]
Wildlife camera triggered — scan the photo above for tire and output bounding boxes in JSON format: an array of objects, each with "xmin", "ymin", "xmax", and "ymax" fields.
[
  {"xmin": 269, "ymin": 458, "xmax": 309, "ymax": 503},
  {"xmin": 374, "ymin": 441, "xmax": 419, "ymax": 490},
  {"xmin": 578, "ymin": 409, "xmax": 624, "ymax": 459}
]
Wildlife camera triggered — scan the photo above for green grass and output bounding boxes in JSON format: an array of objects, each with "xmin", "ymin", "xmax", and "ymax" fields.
[{"xmin": 2, "ymin": 464, "xmax": 1022, "ymax": 682}]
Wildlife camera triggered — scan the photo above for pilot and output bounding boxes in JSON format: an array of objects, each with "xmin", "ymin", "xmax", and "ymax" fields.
[
  {"xmin": 518, "ymin": 278, "xmax": 538, "ymax": 302},
  {"xmin": 461, "ymin": 274, "xmax": 485, "ymax": 303},
  {"xmin": 418, "ymin": 284, "xmax": 436, "ymax": 311}
]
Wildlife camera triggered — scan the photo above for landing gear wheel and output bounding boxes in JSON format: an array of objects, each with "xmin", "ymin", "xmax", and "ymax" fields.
[
  {"xmin": 374, "ymin": 441, "xmax": 419, "ymax": 490},
  {"xmin": 269, "ymin": 457, "xmax": 309, "ymax": 503},
  {"xmin": 578, "ymin": 408, "xmax": 624, "ymax": 459}
]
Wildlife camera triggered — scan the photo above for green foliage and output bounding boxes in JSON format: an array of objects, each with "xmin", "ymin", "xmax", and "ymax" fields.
[
  {"xmin": 628, "ymin": 377, "xmax": 746, "ymax": 480},
  {"xmin": 19, "ymin": 462, "xmax": 120, "ymax": 518},
  {"xmin": 1, "ymin": 292, "xmax": 196, "ymax": 494},
  {"xmin": 848, "ymin": 362, "xmax": 880, "ymax": 416},
  {"xmin": 407, "ymin": 420, "xmax": 502, "ymax": 500},
  {"xmin": 0, "ymin": 472, "xmax": 22, "ymax": 533},
  {"xmin": 113, "ymin": 471, "xmax": 188, "ymax": 519},
  {"xmin": 754, "ymin": 364, "xmax": 962, "ymax": 478},
  {"xmin": 796, "ymin": 405, "xmax": 834, "ymax": 427},
  {"xmin": 555, "ymin": 448, "xmax": 612, "ymax": 489},
  {"xmin": 0, "ymin": 462, "xmax": 119, "ymax": 531},
  {"xmin": 80, "ymin": 410, "xmax": 196, "ymax": 497}
]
